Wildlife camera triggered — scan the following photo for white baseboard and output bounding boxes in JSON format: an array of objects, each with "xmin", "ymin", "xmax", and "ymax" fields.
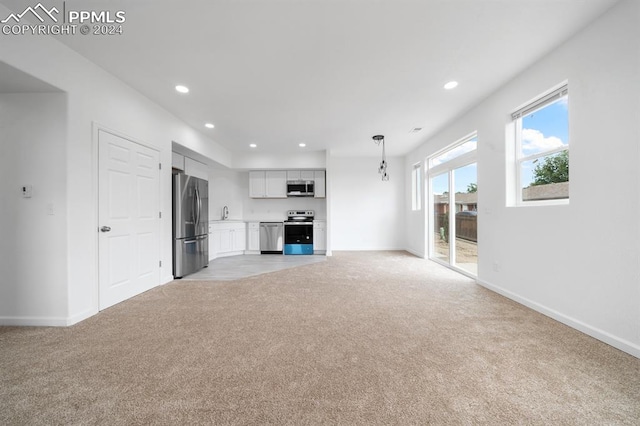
[
  {"xmin": 0, "ymin": 316, "xmax": 70, "ymax": 327},
  {"xmin": 161, "ymin": 274, "xmax": 174, "ymax": 285},
  {"xmin": 66, "ymin": 307, "xmax": 98, "ymax": 326},
  {"xmin": 0, "ymin": 306, "xmax": 98, "ymax": 327},
  {"xmin": 405, "ymin": 248, "xmax": 425, "ymax": 258},
  {"xmin": 476, "ymin": 279, "xmax": 640, "ymax": 359}
]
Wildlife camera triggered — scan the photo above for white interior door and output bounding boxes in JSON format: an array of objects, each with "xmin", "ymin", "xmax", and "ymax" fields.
[{"xmin": 98, "ymin": 130, "xmax": 160, "ymax": 310}]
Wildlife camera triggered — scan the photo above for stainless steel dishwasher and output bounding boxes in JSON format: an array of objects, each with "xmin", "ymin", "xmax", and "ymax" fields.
[{"xmin": 259, "ymin": 222, "xmax": 283, "ymax": 254}]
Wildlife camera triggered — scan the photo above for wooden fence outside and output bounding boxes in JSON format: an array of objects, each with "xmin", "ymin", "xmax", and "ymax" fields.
[{"xmin": 436, "ymin": 214, "xmax": 477, "ymax": 243}]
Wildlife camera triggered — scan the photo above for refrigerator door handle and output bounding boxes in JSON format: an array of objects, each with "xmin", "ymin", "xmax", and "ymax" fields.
[
  {"xmin": 195, "ymin": 186, "xmax": 201, "ymax": 229},
  {"xmin": 197, "ymin": 186, "xmax": 202, "ymax": 228}
]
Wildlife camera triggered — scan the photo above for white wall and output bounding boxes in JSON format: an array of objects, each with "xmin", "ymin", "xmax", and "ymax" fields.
[
  {"xmin": 0, "ymin": 9, "xmax": 232, "ymax": 324},
  {"xmin": 244, "ymin": 195, "xmax": 327, "ymax": 222},
  {"xmin": 233, "ymin": 151, "xmax": 326, "ymax": 170},
  {"xmin": 0, "ymin": 93, "xmax": 68, "ymax": 322},
  {"xmin": 209, "ymin": 169, "xmax": 246, "ymax": 221},
  {"xmin": 404, "ymin": 157, "xmax": 426, "ymax": 257},
  {"xmin": 329, "ymin": 156, "xmax": 405, "ymax": 250},
  {"xmin": 405, "ymin": 0, "xmax": 640, "ymax": 357}
]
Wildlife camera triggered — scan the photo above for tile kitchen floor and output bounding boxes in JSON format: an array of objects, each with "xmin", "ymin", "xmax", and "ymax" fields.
[{"xmin": 181, "ymin": 254, "xmax": 327, "ymax": 281}]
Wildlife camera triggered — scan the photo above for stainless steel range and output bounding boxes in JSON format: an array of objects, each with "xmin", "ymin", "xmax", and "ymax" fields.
[{"xmin": 283, "ymin": 210, "xmax": 314, "ymax": 255}]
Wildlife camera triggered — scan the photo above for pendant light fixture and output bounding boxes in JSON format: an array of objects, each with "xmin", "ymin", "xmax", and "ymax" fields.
[{"xmin": 372, "ymin": 135, "xmax": 389, "ymax": 181}]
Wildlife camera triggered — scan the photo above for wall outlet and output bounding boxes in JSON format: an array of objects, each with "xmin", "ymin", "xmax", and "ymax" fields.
[
  {"xmin": 492, "ymin": 261, "xmax": 501, "ymax": 272},
  {"xmin": 46, "ymin": 203, "xmax": 55, "ymax": 215}
]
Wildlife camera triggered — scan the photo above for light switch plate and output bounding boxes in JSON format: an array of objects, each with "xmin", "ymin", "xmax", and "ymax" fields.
[{"xmin": 22, "ymin": 185, "xmax": 32, "ymax": 198}]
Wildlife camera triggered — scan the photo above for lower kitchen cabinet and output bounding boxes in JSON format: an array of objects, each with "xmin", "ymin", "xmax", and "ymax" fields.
[
  {"xmin": 313, "ymin": 220, "xmax": 326, "ymax": 253},
  {"xmin": 247, "ymin": 222, "xmax": 260, "ymax": 253},
  {"xmin": 210, "ymin": 222, "xmax": 247, "ymax": 259},
  {"xmin": 208, "ymin": 224, "xmax": 215, "ymax": 261}
]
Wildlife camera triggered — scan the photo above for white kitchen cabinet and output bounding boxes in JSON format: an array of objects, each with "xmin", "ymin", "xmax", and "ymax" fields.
[
  {"xmin": 247, "ymin": 222, "xmax": 260, "ymax": 253},
  {"xmin": 313, "ymin": 220, "xmax": 327, "ymax": 253},
  {"xmin": 171, "ymin": 152, "xmax": 185, "ymax": 171},
  {"xmin": 249, "ymin": 170, "xmax": 287, "ymax": 198},
  {"xmin": 184, "ymin": 157, "xmax": 208, "ymax": 180},
  {"xmin": 300, "ymin": 170, "xmax": 315, "ymax": 180},
  {"xmin": 314, "ymin": 170, "xmax": 326, "ymax": 198},
  {"xmin": 249, "ymin": 171, "xmax": 266, "ymax": 198},
  {"xmin": 208, "ymin": 223, "xmax": 216, "ymax": 261},
  {"xmin": 286, "ymin": 170, "xmax": 315, "ymax": 181},
  {"xmin": 210, "ymin": 222, "xmax": 247, "ymax": 259},
  {"xmin": 266, "ymin": 171, "xmax": 287, "ymax": 197}
]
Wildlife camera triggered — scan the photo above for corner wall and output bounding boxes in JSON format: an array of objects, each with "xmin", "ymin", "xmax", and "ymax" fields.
[
  {"xmin": 405, "ymin": 0, "xmax": 640, "ymax": 356},
  {"xmin": 329, "ymin": 156, "xmax": 405, "ymax": 250}
]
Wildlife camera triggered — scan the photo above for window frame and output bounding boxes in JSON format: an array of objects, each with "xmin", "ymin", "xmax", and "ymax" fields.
[
  {"xmin": 512, "ymin": 83, "xmax": 569, "ymax": 206},
  {"xmin": 411, "ymin": 162, "xmax": 422, "ymax": 211}
]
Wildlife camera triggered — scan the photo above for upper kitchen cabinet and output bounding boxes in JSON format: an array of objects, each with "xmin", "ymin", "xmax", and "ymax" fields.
[
  {"xmin": 249, "ymin": 171, "xmax": 266, "ymax": 198},
  {"xmin": 249, "ymin": 171, "xmax": 287, "ymax": 198},
  {"xmin": 287, "ymin": 170, "xmax": 315, "ymax": 181},
  {"xmin": 171, "ymin": 152, "xmax": 185, "ymax": 171},
  {"xmin": 314, "ymin": 171, "xmax": 326, "ymax": 198},
  {"xmin": 184, "ymin": 157, "xmax": 208, "ymax": 180},
  {"xmin": 172, "ymin": 153, "xmax": 208, "ymax": 181}
]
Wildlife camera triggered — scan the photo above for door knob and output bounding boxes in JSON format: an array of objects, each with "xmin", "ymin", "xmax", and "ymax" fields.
[{"xmin": 100, "ymin": 226, "xmax": 111, "ymax": 232}]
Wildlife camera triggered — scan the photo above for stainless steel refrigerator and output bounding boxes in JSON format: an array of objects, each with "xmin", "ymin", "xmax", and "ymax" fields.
[{"xmin": 173, "ymin": 173, "xmax": 209, "ymax": 278}]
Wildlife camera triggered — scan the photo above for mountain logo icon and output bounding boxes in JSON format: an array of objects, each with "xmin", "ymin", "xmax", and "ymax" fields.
[{"xmin": 1, "ymin": 3, "xmax": 59, "ymax": 24}]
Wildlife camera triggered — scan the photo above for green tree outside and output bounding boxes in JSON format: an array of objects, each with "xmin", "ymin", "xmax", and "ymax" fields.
[
  {"xmin": 531, "ymin": 150, "xmax": 569, "ymax": 186},
  {"xmin": 467, "ymin": 183, "xmax": 477, "ymax": 193}
]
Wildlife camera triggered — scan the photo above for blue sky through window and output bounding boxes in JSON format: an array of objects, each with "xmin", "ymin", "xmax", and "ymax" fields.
[
  {"xmin": 520, "ymin": 97, "xmax": 569, "ymax": 186},
  {"xmin": 431, "ymin": 137, "xmax": 477, "ymax": 195},
  {"xmin": 432, "ymin": 163, "xmax": 477, "ymax": 195}
]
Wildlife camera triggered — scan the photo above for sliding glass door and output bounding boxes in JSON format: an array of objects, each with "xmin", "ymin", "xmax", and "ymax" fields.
[
  {"xmin": 452, "ymin": 163, "xmax": 478, "ymax": 275},
  {"xmin": 432, "ymin": 173, "xmax": 450, "ymax": 263},
  {"xmin": 428, "ymin": 134, "xmax": 478, "ymax": 276}
]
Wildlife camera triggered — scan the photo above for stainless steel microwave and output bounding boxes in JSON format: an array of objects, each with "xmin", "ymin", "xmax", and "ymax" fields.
[{"xmin": 286, "ymin": 180, "xmax": 314, "ymax": 197}]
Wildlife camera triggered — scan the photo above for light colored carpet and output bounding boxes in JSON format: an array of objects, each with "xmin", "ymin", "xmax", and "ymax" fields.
[{"xmin": 1, "ymin": 251, "xmax": 638, "ymax": 425}]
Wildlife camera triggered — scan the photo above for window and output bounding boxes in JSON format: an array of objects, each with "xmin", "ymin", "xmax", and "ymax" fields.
[
  {"xmin": 411, "ymin": 163, "xmax": 422, "ymax": 211},
  {"xmin": 429, "ymin": 138, "xmax": 477, "ymax": 168},
  {"xmin": 512, "ymin": 84, "xmax": 569, "ymax": 204}
]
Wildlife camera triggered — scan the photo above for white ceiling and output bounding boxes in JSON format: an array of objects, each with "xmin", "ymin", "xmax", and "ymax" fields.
[{"xmin": 1, "ymin": 0, "xmax": 619, "ymax": 156}]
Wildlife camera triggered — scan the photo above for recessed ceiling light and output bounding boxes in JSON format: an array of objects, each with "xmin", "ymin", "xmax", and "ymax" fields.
[
  {"xmin": 444, "ymin": 81, "xmax": 458, "ymax": 90},
  {"xmin": 205, "ymin": 123, "xmax": 214, "ymax": 129},
  {"xmin": 249, "ymin": 143, "xmax": 257, "ymax": 148},
  {"xmin": 299, "ymin": 143, "xmax": 306, "ymax": 147},
  {"xmin": 175, "ymin": 85, "xmax": 189, "ymax": 93}
]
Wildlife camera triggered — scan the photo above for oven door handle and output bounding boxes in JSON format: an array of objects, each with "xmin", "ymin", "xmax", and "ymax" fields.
[{"xmin": 284, "ymin": 222, "xmax": 314, "ymax": 225}]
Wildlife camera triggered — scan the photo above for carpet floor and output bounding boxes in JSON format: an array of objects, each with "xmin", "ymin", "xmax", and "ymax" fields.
[{"xmin": 1, "ymin": 251, "xmax": 639, "ymax": 425}]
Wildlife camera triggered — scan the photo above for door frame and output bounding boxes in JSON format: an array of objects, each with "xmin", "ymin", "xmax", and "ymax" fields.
[{"xmin": 92, "ymin": 122, "xmax": 162, "ymax": 311}]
